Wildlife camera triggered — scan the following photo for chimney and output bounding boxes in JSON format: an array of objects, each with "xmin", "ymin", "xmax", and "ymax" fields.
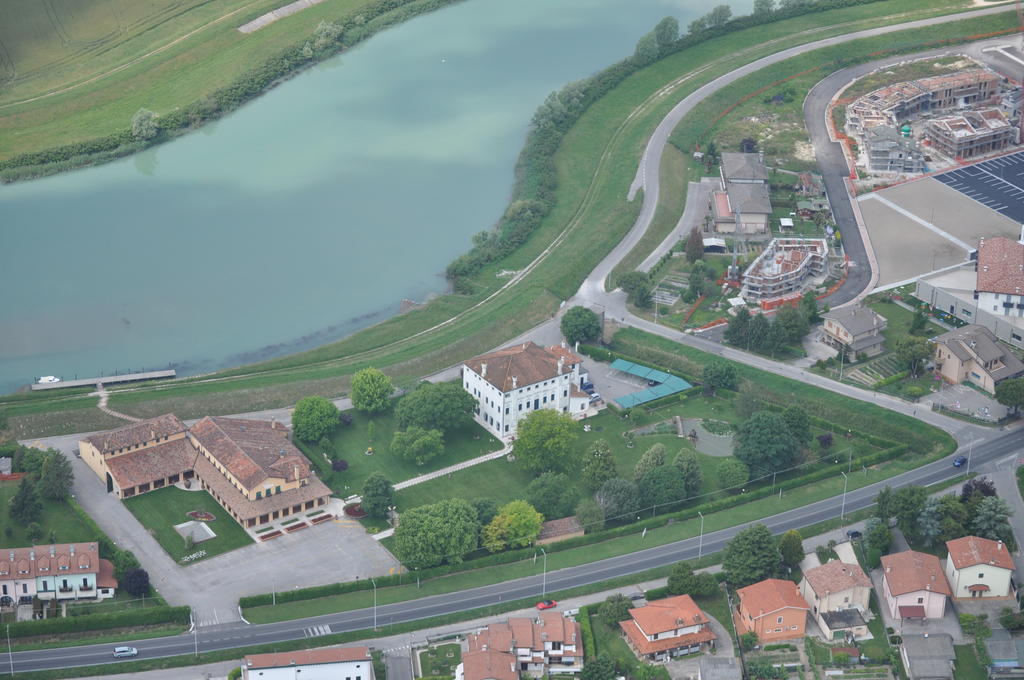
[
  {"xmin": 999, "ymin": 540, "xmax": 1004, "ymax": 550},
  {"xmin": 50, "ymin": 546, "xmax": 55, "ymax": 557},
  {"xmin": 512, "ymin": 376, "xmax": 518, "ymax": 389},
  {"xmin": 561, "ymin": 340, "xmax": 566, "ymax": 349},
  {"xmin": 279, "ymin": 449, "xmax": 286, "ymax": 458},
  {"xmin": 481, "ymin": 363, "xmax": 487, "ymax": 378},
  {"xmin": 69, "ymin": 545, "xmax": 74, "ymax": 556},
  {"xmin": 557, "ymin": 357, "xmax": 565, "ymax": 375},
  {"xmin": 1019, "ymin": 224, "xmax": 1024, "ymax": 245},
  {"xmin": 574, "ymin": 341, "xmax": 579, "ymax": 353},
  {"xmin": 294, "ymin": 465, "xmax": 299, "ymax": 481}
]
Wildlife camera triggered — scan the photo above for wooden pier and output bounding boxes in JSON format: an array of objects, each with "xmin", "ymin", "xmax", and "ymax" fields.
[{"xmin": 30, "ymin": 369, "xmax": 176, "ymax": 391}]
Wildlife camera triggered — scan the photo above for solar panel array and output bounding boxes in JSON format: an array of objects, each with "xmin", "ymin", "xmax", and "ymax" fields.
[
  {"xmin": 610, "ymin": 358, "xmax": 693, "ymax": 408},
  {"xmin": 933, "ymin": 150, "xmax": 1024, "ymax": 224}
]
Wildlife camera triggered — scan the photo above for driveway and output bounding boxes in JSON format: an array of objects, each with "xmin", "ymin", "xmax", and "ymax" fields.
[
  {"xmin": 869, "ymin": 569, "xmax": 964, "ymax": 643},
  {"xmin": 928, "ymin": 383, "xmax": 1008, "ymax": 423}
]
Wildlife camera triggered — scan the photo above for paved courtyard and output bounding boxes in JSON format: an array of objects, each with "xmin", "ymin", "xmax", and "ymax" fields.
[{"xmin": 927, "ymin": 382, "xmax": 1007, "ymax": 423}]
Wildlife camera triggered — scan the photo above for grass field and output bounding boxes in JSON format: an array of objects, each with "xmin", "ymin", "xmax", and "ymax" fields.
[
  {"xmin": 954, "ymin": 644, "xmax": 988, "ymax": 680},
  {"xmin": 4, "ymin": 1, "xmax": 1015, "ymax": 441},
  {"xmin": 0, "ymin": 481, "xmax": 101, "ymax": 548},
  {"xmin": 417, "ymin": 643, "xmax": 461, "ymax": 678},
  {"xmin": 123, "ymin": 486, "xmax": 253, "ymax": 563},
  {"xmin": 589, "ymin": 607, "xmax": 671, "ymax": 680}
]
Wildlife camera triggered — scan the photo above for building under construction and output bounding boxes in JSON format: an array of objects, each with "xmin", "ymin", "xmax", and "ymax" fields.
[
  {"xmin": 740, "ymin": 238, "xmax": 829, "ymax": 303},
  {"xmin": 925, "ymin": 108, "xmax": 1017, "ymax": 160}
]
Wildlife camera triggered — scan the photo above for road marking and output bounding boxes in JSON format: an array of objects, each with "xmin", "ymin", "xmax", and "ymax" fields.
[{"xmin": 304, "ymin": 624, "xmax": 332, "ymax": 638}]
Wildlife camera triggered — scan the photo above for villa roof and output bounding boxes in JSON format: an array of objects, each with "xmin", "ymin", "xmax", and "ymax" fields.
[
  {"xmin": 629, "ymin": 594, "xmax": 708, "ymax": 635},
  {"xmin": 619, "ymin": 619, "xmax": 716, "ymax": 655},
  {"xmin": 737, "ymin": 579, "xmax": 810, "ymax": 618},
  {"xmin": 803, "ymin": 560, "xmax": 871, "ymax": 597},
  {"xmin": 976, "ymin": 236, "xmax": 1024, "ymax": 296},
  {"xmin": 821, "ymin": 306, "xmax": 887, "ymax": 337},
  {"xmin": 103, "ymin": 437, "xmax": 196, "ymax": 491},
  {"xmin": 461, "ymin": 649, "xmax": 517, "ymax": 680},
  {"xmin": 934, "ymin": 325, "xmax": 1024, "ymax": 382},
  {"xmin": 82, "ymin": 414, "xmax": 186, "ymax": 454},
  {"xmin": 189, "ymin": 416, "xmax": 309, "ymax": 489},
  {"xmin": 946, "ymin": 536, "xmax": 1015, "ymax": 570},
  {"xmin": 881, "ymin": 550, "xmax": 951, "ymax": 596},
  {"xmin": 465, "ymin": 342, "xmax": 577, "ymax": 393},
  {"xmin": 0, "ymin": 543, "xmax": 102, "ymax": 580},
  {"xmin": 726, "ymin": 182, "xmax": 772, "ymax": 215},
  {"xmin": 245, "ymin": 646, "xmax": 370, "ymax": 670},
  {"xmin": 721, "ymin": 152, "xmax": 768, "ymax": 182},
  {"xmin": 97, "ymin": 558, "xmax": 118, "ymax": 589}
]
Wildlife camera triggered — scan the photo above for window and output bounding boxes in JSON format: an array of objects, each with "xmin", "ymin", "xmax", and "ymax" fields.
[
  {"xmin": 256, "ymin": 491, "xmax": 262, "ymax": 499},
  {"xmin": 979, "ymin": 573, "xmax": 985, "ymax": 578},
  {"xmin": 518, "ymin": 404, "xmax": 522, "ymax": 411},
  {"xmin": 652, "ymin": 633, "xmax": 659, "ymax": 640},
  {"xmin": 917, "ymin": 597, "xmax": 924, "ymax": 604},
  {"xmin": 41, "ymin": 581, "xmax": 47, "ymax": 591},
  {"xmin": 276, "ymin": 486, "xmax": 282, "ymax": 493},
  {"xmin": 777, "ymin": 616, "xmax": 783, "ymax": 623}
]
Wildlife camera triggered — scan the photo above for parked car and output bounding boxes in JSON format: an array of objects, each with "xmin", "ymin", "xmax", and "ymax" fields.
[
  {"xmin": 581, "ymin": 381, "xmax": 594, "ymax": 391},
  {"xmin": 647, "ymin": 380, "xmax": 659, "ymax": 387},
  {"xmin": 536, "ymin": 600, "xmax": 557, "ymax": 610},
  {"xmin": 953, "ymin": 455, "xmax": 968, "ymax": 467},
  {"xmin": 589, "ymin": 393, "xmax": 602, "ymax": 402},
  {"xmin": 583, "ymin": 386, "xmax": 596, "ymax": 395},
  {"xmin": 112, "ymin": 647, "xmax": 138, "ymax": 658},
  {"xmin": 846, "ymin": 529, "xmax": 862, "ymax": 540}
]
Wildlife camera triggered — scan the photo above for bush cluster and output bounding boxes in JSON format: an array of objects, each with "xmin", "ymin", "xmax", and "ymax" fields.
[{"xmin": 7, "ymin": 606, "xmax": 189, "ymax": 638}]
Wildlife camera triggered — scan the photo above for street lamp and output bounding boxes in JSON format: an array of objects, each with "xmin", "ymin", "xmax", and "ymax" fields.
[
  {"xmin": 192, "ymin": 608, "xmax": 198, "ymax": 658},
  {"xmin": 840, "ymin": 471, "xmax": 849, "ymax": 522},
  {"xmin": 6, "ymin": 624, "xmax": 12, "ymax": 677},
  {"xmin": 966, "ymin": 439, "xmax": 976, "ymax": 475},
  {"xmin": 697, "ymin": 511, "xmax": 705, "ymax": 560},
  {"xmin": 372, "ymin": 579, "xmax": 377, "ymax": 630},
  {"xmin": 539, "ymin": 547, "xmax": 548, "ymax": 598}
]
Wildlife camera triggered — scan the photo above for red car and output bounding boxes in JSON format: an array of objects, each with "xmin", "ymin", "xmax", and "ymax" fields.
[{"xmin": 536, "ymin": 600, "xmax": 557, "ymax": 610}]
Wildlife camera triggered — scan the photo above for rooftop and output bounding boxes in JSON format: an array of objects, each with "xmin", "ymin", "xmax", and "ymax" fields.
[
  {"xmin": 803, "ymin": 560, "xmax": 871, "ymax": 597},
  {"xmin": 83, "ymin": 414, "xmax": 186, "ymax": 454},
  {"xmin": 245, "ymin": 646, "xmax": 369, "ymax": 670},
  {"xmin": 726, "ymin": 182, "xmax": 772, "ymax": 215},
  {"xmin": 103, "ymin": 437, "xmax": 195, "ymax": 491},
  {"xmin": 822, "ymin": 306, "xmax": 887, "ymax": 337},
  {"xmin": 619, "ymin": 619, "xmax": 716, "ymax": 655},
  {"xmin": 946, "ymin": 535, "xmax": 1015, "ymax": 570},
  {"xmin": 190, "ymin": 416, "xmax": 308, "ymax": 490},
  {"xmin": 881, "ymin": 550, "xmax": 951, "ymax": 596},
  {"xmin": 0, "ymin": 543, "xmax": 102, "ymax": 580},
  {"xmin": 721, "ymin": 152, "xmax": 768, "ymax": 182},
  {"xmin": 736, "ymin": 578, "xmax": 810, "ymax": 618},
  {"xmin": 977, "ymin": 236, "xmax": 1024, "ymax": 296},
  {"xmin": 935, "ymin": 324, "xmax": 1024, "ymax": 381},
  {"xmin": 465, "ymin": 342, "xmax": 580, "ymax": 393},
  {"xmin": 629, "ymin": 594, "xmax": 708, "ymax": 635},
  {"xmin": 461, "ymin": 649, "xmax": 517, "ymax": 680}
]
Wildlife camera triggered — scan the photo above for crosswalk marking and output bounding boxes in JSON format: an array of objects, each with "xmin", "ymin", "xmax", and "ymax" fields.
[{"xmin": 304, "ymin": 624, "xmax": 332, "ymax": 638}]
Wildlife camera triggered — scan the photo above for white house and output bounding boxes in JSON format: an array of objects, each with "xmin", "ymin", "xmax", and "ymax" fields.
[
  {"xmin": 0, "ymin": 543, "xmax": 117, "ymax": 607},
  {"xmin": 976, "ymin": 235, "xmax": 1024, "ymax": 319},
  {"xmin": 945, "ymin": 536, "xmax": 1015, "ymax": 599},
  {"xmin": 799, "ymin": 560, "xmax": 872, "ymax": 640},
  {"xmin": 880, "ymin": 550, "xmax": 951, "ymax": 620},
  {"xmin": 462, "ymin": 342, "xmax": 591, "ymax": 440},
  {"xmin": 465, "ymin": 612, "xmax": 582, "ymax": 677},
  {"xmin": 243, "ymin": 646, "xmax": 372, "ymax": 680}
]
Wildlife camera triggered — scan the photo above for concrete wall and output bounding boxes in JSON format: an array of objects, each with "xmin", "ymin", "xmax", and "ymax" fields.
[{"xmin": 945, "ymin": 560, "xmax": 1013, "ymax": 599}]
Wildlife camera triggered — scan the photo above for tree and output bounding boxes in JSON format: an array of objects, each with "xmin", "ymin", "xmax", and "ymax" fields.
[
  {"xmin": 753, "ymin": 0, "xmax": 775, "ymax": 17},
  {"xmin": 707, "ymin": 4, "xmax": 733, "ymax": 26},
  {"xmin": 874, "ymin": 486, "xmax": 895, "ymax": 522},
  {"xmin": 717, "ymin": 458, "xmax": 749, "ymax": 490},
  {"xmin": 527, "ymin": 472, "xmax": 579, "ymax": 519},
  {"xmin": 778, "ymin": 530, "xmax": 804, "ymax": 569},
  {"xmin": 723, "ymin": 523, "xmax": 781, "ymax": 586},
  {"xmin": 909, "ymin": 307, "xmax": 929, "ymax": 335},
  {"xmin": 9, "ymin": 478, "xmax": 41, "ymax": 524},
  {"xmin": 123, "ymin": 568, "xmax": 151, "ymax": 597},
  {"xmin": 598, "ymin": 594, "xmax": 632, "ymax": 625},
  {"xmin": 890, "ymin": 486, "xmax": 927, "ymax": 537},
  {"xmin": 395, "ymin": 382, "xmax": 476, "ymax": 434},
  {"xmin": 739, "ymin": 632, "xmax": 760, "ymax": 652},
  {"xmin": 995, "ymin": 377, "xmax": 1024, "ymax": 415},
  {"xmin": 390, "ymin": 427, "xmax": 444, "ymax": 466},
  {"xmin": 781, "ymin": 406, "xmax": 812, "ymax": 447},
  {"xmin": 618, "ymin": 271, "xmax": 653, "ymax": 308},
  {"xmin": 513, "ymin": 410, "xmax": 579, "ymax": 474},
  {"xmin": 724, "ymin": 307, "xmax": 751, "ymax": 346},
  {"xmin": 633, "ymin": 32, "xmax": 660, "ymax": 66},
  {"xmin": 667, "ymin": 561, "xmax": 719, "ymax": 597},
  {"xmin": 735, "ymin": 386, "xmax": 762, "ymax": 420},
  {"xmin": 560, "ymin": 306, "xmax": 602, "ymax": 346},
  {"xmin": 38, "ymin": 451, "xmax": 73, "ymax": 501},
  {"xmin": 638, "ymin": 465, "xmax": 687, "ymax": 510},
  {"xmin": 702, "ymin": 361, "xmax": 737, "ymax": 394},
  {"xmin": 799, "ymin": 290, "xmax": 820, "ymax": 323},
  {"xmin": 130, "ymin": 108, "xmax": 159, "ymax": 140},
  {"xmin": 917, "ymin": 497, "xmax": 942, "ymax": 547},
  {"xmin": 773, "ymin": 305, "xmax": 809, "ymax": 345},
  {"xmin": 686, "ymin": 226, "xmax": 704, "ymax": 263},
  {"xmin": 972, "ymin": 496, "xmax": 1013, "ymax": 543},
  {"xmin": 582, "ymin": 440, "xmax": 618, "ymax": 490},
  {"xmin": 393, "ymin": 498, "xmax": 480, "ymax": 569},
  {"xmin": 361, "ymin": 473, "xmax": 395, "ymax": 519},
  {"xmin": 472, "ymin": 498, "xmax": 499, "ymax": 526},
  {"xmin": 595, "ymin": 478, "xmax": 640, "ymax": 521},
  {"xmin": 733, "ymin": 411, "xmax": 799, "ymax": 474},
  {"xmin": 894, "ymin": 336, "xmax": 933, "ymax": 378},
  {"xmin": 575, "ymin": 498, "xmax": 605, "ymax": 533},
  {"xmin": 312, "ymin": 19, "xmax": 342, "ymax": 50},
  {"xmin": 672, "ymin": 449, "xmax": 703, "ymax": 498},
  {"xmin": 961, "ymin": 477, "xmax": 997, "ymax": 513},
  {"xmin": 763, "ymin": 322, "xmax": 788, "ymax": 356},
  {"xmin": 482, "ymin": 500, "xmax": 544, "ymax": 552},
  {"xmin": 634, "ymin": 443, "xmax": 666, "ymax": 481},
  {"xmin": 291, "ymin": 396, "xmax": 341, "ymax": 443},
  {"xmin": 581, "ymin": 655, "xmax": 616, "ymax": 680},
  {"xmin": 747, "ymin": 313, "xmax": 770, "ymax": 351},
  {"xmin": 350, "ymin": 368, "xmax": 394, "ymax": 414},
  {"xmin": 25, "ymin": 522, "xmax": 42, "ymax": 543},
  {"xmin": 937, "ymin": 493, "xmax": 969, "ymax": 542},
  {"xmin": 653, "ymin": 16, "xmax": 680, "ymax": 49},
  {"xmin": 864, "ymin": 517, "xmax": 891, "ymax": 553},
  {"xmin": 688, "ymin": 16, "xmax": 709, "ymax": 35}
]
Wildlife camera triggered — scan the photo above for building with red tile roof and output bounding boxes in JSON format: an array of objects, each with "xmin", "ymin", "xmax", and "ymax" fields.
[
  {"xmin": 735, "ymin": 579, "xmax": 810, "ymax": 642},
  {"xmin": 619, "ymin": 594, "xmax": 717, "ymax": 661},
  {"xmin": 458, "ymin": 649, "xmax": 517, "ymax": 680},
  {"xmin": 0, "ymin": 542, "xmax": 116, "ymax": 607},
  {"xmin": 945, "ymin": 536, "xmax": 1015, "ymax": 599},
  {"xmin": 243, "ymin": 646, "xmax": 371, "ymax": 680},
  {"xmin": 800, "ymin": 561, "xmax": 872, "ymax": 641},
  {"xmin": 80, "ymin": 414, "xmax": 193, "ymax": 498},
  {"xmin": 881, "ymin": 550, "xmax": 951, "ymax": 620},
  {"xmin": 465, "ymin": 612, "xmax": 582, "ymax": 676}
]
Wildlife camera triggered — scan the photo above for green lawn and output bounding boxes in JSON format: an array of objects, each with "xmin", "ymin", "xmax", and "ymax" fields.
[
  {"xmin": 590, "ymin": 608, "xmax": 671, "ymax": 680},
  {"xmin": 954, "ymin": 644, "xmax": 988, "ymax": 680},
  {"xmin": 417, "ymin": 643, "xmax": 461, "ymax": 678},
  {"xmin": 303, "ymin": 406, "xmax": 502, "ymax": 498},
  {"xmin": 123, "ymin": 487, "xmax": 253, "ymax": 563},
  {"xmin": 0, "ymin": 481, "xmax": 100, "ymax": 548}
]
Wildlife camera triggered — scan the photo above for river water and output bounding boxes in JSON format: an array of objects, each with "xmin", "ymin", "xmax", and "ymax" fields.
[{"xmin": 0, "ymin": 0, "xmax": 751, "ymax": 395}]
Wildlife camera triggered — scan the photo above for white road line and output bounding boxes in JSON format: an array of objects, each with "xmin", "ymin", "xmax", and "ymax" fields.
[{"xmin": 859, "ymin": 193, "xmax": 973, "ymax": 252}]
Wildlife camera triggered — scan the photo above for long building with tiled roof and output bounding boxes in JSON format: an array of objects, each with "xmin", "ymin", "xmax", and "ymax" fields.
[
  {"xmin": 0, "ymin": 542, "xmax": 117, "ymax": 606},
  {"xmin": 465, "ymin": 611, "xmax": 582, "ymax": 676},
  {"xmin": 462, "ymin": 341, "xmax": 593, "ymax": 440}
]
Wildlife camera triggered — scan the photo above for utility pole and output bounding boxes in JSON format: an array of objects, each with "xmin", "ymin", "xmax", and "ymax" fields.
[
  {"xmin": 540, "ymin": 547, "xmax": 548, "ymax": 598},
  {"xmin": 7, "ymin": 624, "xmax": 12, "ymax": 677},
  {"xmin": 966, "ymin": 438, "xmax": 976, "ymax": 475},
  {"xmin": 840, "ymin": 471, "xmax": 849, "ymax": 522},
  {"xmin": 372, "ymin": 579, "xmax": 378, "ymax": 630},
  {"xmin": 697, "ymin": 511, "xmax": 705, "ymax": 560},
  {"xmin": 192, "ymin": 609, "xmax": 198, "ymax": 658}
]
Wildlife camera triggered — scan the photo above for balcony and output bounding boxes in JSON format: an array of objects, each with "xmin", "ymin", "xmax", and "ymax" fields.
[
  {"xmin": 58, "ymin": 587, "xmax": 73, "ymax": 593},
  {"xmin": 80, "ymin": 585, "xmax": 93, "ymax": 592}
]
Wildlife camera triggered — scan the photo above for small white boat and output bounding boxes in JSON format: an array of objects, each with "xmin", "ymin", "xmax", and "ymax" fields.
[{"xmin": 36, "ymin": 376, "xmax": 61, "ymax": 384}]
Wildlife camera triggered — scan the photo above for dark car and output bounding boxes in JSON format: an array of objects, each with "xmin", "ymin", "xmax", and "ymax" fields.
[
  {"xmin": 953, "ymin": 455, "xmax": 968, "ymax": 467},
  {"xmin": 581, "ymin": 381, "xmax": 594, "ymax": 391},
  {"xmin": 536, "ymin": 600, "xmax": 558, "ymax": 610},
  {"xmin": 647, "ymin": 380, "xmax": 659, "ymax": 387},
  {"xmin": 846, "ymin": 529, "xmax": 862, "ymax": 540}
]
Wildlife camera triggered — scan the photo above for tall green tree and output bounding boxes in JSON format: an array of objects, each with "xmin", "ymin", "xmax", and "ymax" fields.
[
  {"xmin": 618, "ymin": 271, "xmax": 654, "ymax": 308},
  {"xmin": 350, "ymin": 368, "xmax": 394, "ymax": 414},
  {"xmin": 702, "ymin": 361, "xmax": 737, "ymax": 394},
  {"xmin": 917, "ymin": 497, "xmax": 942, "ymax": 547},
  {"xmin": 995, "ymin": 377, "xmax": 1024, "ymax": 415},
  {"xmin": 723, "ymin": 523, "xmax": 781, "ymax": 587},
  {"xmin": 634, "ymin": 443, "xmax": 666, "ymax": 481},
  {"xmin": 482, "ymin": 500, "xmax": 544, "ymax": 552},
  {"xmin": 753, "ymin": 0, "xmax": 774, "ymax": 16},
  {"xmin": 773, "ymin": 305, "xmax": 809, "ymax": 345},
  {"xmin": 724, "ymin": 307, "xmax": 751, "ymax": 346},
  {"xmin": 472, "ymin": 498, "xmax": 499, "ymax": 526},
  {"xmin": 707, "ymin": 4, "xmax": 732, "ymax": 26},
  {"xmin": 575, "ymin": 498, "xmax": 605, "ymax": 533},
  {"xmin": 597, "ymin": 594, "xmax": 632, "ymax": 625},
  {"xmin": 633, "ymin": 32, "xmax": 661, "ymax": 66},
  {"xmin": 560, "ymin": 306, "xmax": 602, "ymax": 345},
  {"xmin": 717, "ymin": 458, "xmax": 749, "ymax": 490},
  {"xmin": 291, "ymin": 396, "xmax": 341, "ymax": 443},
  {"xmin": 799, "ymin": 290, "xmax": 820, "ymax": 323},
  {"xmin": 747, "ymin": 313, "xmax": 770, "ymax": 351},
  {"xmin": 361, "ymin": 473, "xmax": 395, "ymax": 519},
  {"xmin": 582, "ymin": 439, "xmax": 618, "ymax": 490},
  {"xmin": 686, "ymin": 226, "xmax": 704, "ymax": 263},
  {"xmin": 890, "ymin": 486, "xmax": 928, "ymax": 537},
  {"xmin": 672, "ymin": 449, "xmax": 704, "ymax": 498},
  {"xmin": 864, "ymin": 517, "xmax": 891, "ymax": 553},
  {"xmin": 390, "ymin": 426, "xmax": 444, "ymax": 466},
  {"xmin": 733, "ymin": 411, "xmax": 799, "ymax": 474},
  {"xmin": 130, "ymin": 108, "xmax": 159, "ymax": 140},
  {"xmin": 874, "ymin": 486, "xmax": 895, "ymax": 521},
  {"xmin": 38, "ymin": 451, "xmax": 73, "ymax": 501},
  {"xmin": 595, "ymin": 477, "xmax": 640, "ymax": 520},
  {"xmin": 393, "ymin": 498, "xmax": 481, "ymax": 569},
  {"xmin": 513, "ymin": 410, "xmax": 579, "ymax": 474},
  {"xmin": 894, "ymin": 336, "xmax": 933, "ymax": 377},
  {"xmin": 781, "ymin": 406, "xmax": 812, "ymax": 447},
  {"xmin": 581, "ymin": 655, "xmax": 616, "ymax": 680},
  {"xmin": 653, "ymin": 16, "xmax": 680, "ymax": 49},
  {"xmin": 937, "ymin": 493, "xmax": 969, "ymax": 542},
  {"xmin": 972, "ymin": 497, "xmax": 1013, "ymax": 543},
  {"xmin": 778, "ymin": 530, "xmax": 804, "ymax": 569},
  {"xmin": 395, "ymin": 382, "xmax": 475, "ymax": 433},
  {"xmin": 667, "ymin": 561, "xmax": 719, "ymax": 596},
  {"xmin": 9, "ymin": 478, "xmax": 41, "ymax": 524},
  {"xmin": 638, "ymin": 464, "xmax": 687, "ymax": 509},
  {"xmin": 527, "ymin": 472, "xmax": 579, "ymax": 519}
]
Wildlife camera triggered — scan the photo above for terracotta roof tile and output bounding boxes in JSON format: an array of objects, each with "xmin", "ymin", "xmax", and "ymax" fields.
[
  {"xmin": 629, "ymin": 594, "xmax": 709, "ymax": 635},
  {"xmin": 83, "ymin": 414, "xmax": 186, "ymax": 454},
  {"xmin": 468, "ymin": 623, "xmax": 513, "ymax": 652},
  {"xmin": 881, "ymin": 550, "xmax": 952, "ymax": 596},
  {"xmin": 977, "ymin": 237, "xmax": 1024, "ymax": 295},
  {"xmin": 465, "ymin": 342, "xmax": 575, "ymax": 393},
  {"xmin": 0, "ymin": 543, "xmax": 102, "ymax": 580},
  {"xmin": 461, "ymin": 649, "xmax": 517, "ymax": 680},
  {"xmin": 104, "ymin": 438, "xmax": 196, "ymax": 491},
  {"xmin": 737, "ymin": 579, "xmax": 810, "ymax": 618},
  {"xmin": 803, "ymin": 560, "xmax": 871, "ymax": 597},
  {"xmin": 245, "ymin": 646, "xmax": 369, "ymax": 669},
  {"xmin": 190, "ymin": 416, "xmax": 308, "ymax": 490},
  {"xmin": 619, "ymin": 619, "xmax": 716, "ymax": 655},
  {"xmin": 946, "ymin": 536, "xmax": 1014, "ymax": 570},
  {"xmin": 537, "ymin": 517, "xmax": 583, "ymax": 542},
  {"xmin": 97, "ymin": 559, "xmax": 118, "ymax": 589}
]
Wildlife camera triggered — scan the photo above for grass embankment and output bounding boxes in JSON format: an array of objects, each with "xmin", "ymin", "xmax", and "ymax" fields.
[{"xmin": 5, "ymin": 1, "xmax": 1014, "ymax": 441}]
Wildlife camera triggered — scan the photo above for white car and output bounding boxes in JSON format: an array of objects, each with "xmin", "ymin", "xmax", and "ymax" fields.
[{"xmin": 36, "ymin": 376, "xmax": 61, "ymax": 384}]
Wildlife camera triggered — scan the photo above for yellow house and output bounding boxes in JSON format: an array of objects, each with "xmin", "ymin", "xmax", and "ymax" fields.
[
  {"xmin": 945, "ymin": 536, "xmax": 1015, "ymax": 599},
  {"xmin": 934, "ymin": 325, "xmax": 1024, "ymax": 394}
]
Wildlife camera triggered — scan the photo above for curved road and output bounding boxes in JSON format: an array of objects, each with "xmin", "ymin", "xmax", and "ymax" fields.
[{"xmin": 12, "ymin": 5, "xmax": 1021, "ymax": 674}]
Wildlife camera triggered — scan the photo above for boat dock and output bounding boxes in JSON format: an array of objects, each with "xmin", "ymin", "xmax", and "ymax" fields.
[{"xmin": 30, "ymin": 369, "xmax": 176, "ymax": 391}]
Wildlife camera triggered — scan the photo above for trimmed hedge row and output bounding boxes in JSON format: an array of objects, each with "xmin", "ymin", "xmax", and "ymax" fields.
[
  {"xmin": 872, "ymin": 370, "xmax": 909, "ymax": 390},
  {"xmin": 578, "ymin": 605, "xmax": 596, "ymax": 658},
  {"xmin": 7, "ymin": 605, "xmax": 190, "ymax": 639}
]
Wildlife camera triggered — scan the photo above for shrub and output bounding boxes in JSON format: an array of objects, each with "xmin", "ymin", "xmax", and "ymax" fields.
[
  {"xmin": 6, "ymin": 606, "xmax": 189, "ymax": 638},
  {"xmin": 228, "ymin": 668, "xmax": 242, "ymax": 680},
  {"xmin": 332, "ymin": 459, "xmax": 349, "ymax": 471}
]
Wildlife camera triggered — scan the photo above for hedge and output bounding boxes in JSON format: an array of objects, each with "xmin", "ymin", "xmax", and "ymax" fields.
[
  {"xmin": 578, "ymin": 605, "xmax": 596, "ymax": 658},
  {"xmin": 7, "ymin": 606, "xmax": 190, "ymax": 639},
  {"xmin": 872, "ymin": 370, "xmax": 909, "ymax": 390}
]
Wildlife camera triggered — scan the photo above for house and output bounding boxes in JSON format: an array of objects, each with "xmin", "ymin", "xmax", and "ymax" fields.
[
  {"xmin": 189, "ymin": 417, "xmax": 333, "ymax": 529},
  {"xmin": 976, "ymin": 235, "xmax": 1024, "ymax": 320},
  {"xmin": 734, "ymin": 578, "xmax": 810, "ymax": 642},
  {"xmin": 466, "ymin": 612, "xmax": 582, "ymax": 675},
  {"xmin": 944, "ymin": 535, "xmax": 1015, "ymax": 599},
  {"xmin": 457, "ymin": 649, "xmax": 518, "ymax": 680},
  {"xmin": 880, "ymin": 550, "xmax": 951, "ymax": 620},
  {"xmin": 0, "ymin": 543, "xmax": 116, "ymax": 607},
  {"xmin": 243, "ymin": 646, "xmax": 372, "ymax": 680},
  {"xmin": 740, "ymin": 238, "xmax": 829, "ymax": 304},
  {"xmin": 934, "ymin": 324, "xmax": 1024, "ymax": 394},
  {"xmin": 820, "ymin": 306, "xmax": 888, "ymax": 358},
  {"xmin": 925, "ymin": 108, "xmax": 1015, "ymax": 160},
  {"xmin": 619, "ymin": 594, "xmax": 717, "ymax": 661},
  {"xmin": 462, "ymin": 341, "xmax": 591, "ymax": 440},
  {"xmin": 915, "ymin": 263, "xmax": 1024, "ymax": 351},
  {"xmin": 536, "ymin": 517, "xmax": 584, "ymax": 546},
  {"xmin": 697, "ymin": 656, "xmax": 742, "ymax": 680},
  {"xmin": 864, "ymin": 126, "xmax": 926, "ymax": 174},
  {"xmin": 79, "ymin": 414, "xmax": 195, "ymax": 499},
  {"xmin": 900, "ymin": 633, "xmax": 955, "ymax": 680},
  {"xmin": 799, "ymin": 560, "xmax": 872, "ymax": 640},
  {"xmin": 711, "ymin": 152, "xmax": 772, "ymax": 236}
]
